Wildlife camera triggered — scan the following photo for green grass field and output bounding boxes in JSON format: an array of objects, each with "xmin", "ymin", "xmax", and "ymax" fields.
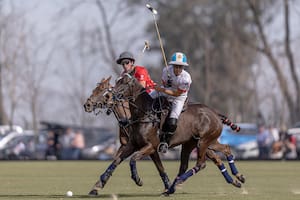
[{"xmin": 0, "ymin": 160, "xmax": 299, "ymax": 200}]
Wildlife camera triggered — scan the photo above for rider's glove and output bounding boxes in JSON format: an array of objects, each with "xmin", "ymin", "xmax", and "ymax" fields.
[{"xmin": 166, "ymin": 79, "xmax": 172, "ymax": 87}]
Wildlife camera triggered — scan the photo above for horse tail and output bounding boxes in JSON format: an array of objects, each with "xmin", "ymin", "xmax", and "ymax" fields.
[{"xmin": 218, "ymin": 114, "xmax": 240, "ymax": 132}]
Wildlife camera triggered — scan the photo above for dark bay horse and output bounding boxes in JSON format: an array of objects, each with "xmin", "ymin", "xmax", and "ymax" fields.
[
  {"xmin": 84, "ymin": 75, "xmax": 245, "ymax": 196},
  {"xmin": 84, "ymin": 76, "xmax": 170, "ymax": 194},
  {"xmin": 101, "ymin": 74, "xmax": 245, "ymax": 195}
]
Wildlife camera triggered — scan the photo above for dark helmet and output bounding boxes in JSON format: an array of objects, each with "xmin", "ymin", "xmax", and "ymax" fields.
[{"xmin": 116, "ymin": 51, "xmax": 135, "ymax": 64}]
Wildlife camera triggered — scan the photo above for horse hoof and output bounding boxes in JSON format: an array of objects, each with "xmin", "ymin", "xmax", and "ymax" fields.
[
  {"xmin": 232, "ymin": 180, "xmax": 242, "ymax": 188},
  {"xmin": 165, "ymin": 186, "xmax": 176, "ymax": 195},
  {"xmin": 237, "ymin": 174, "xmax": 245, "ymax": 183},
  {"xmin": 135, "ymin": 178, "xmax": 143, "ymax": 187},
  {"xmin": 161, "ymin": 191, "xmax": 170, "ymax": 196},
  {"xmin": 88, "ymin": 189, "xmax": 98, "ymax": 196},
  {"xmin": 131, "ymin": 175, "xmax": 143, "ymax": 187}
]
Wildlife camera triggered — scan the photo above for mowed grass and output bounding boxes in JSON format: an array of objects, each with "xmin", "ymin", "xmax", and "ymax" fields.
[{"xmin": 0, "ymin": 160, "xmax": 300, "ymax": 200}]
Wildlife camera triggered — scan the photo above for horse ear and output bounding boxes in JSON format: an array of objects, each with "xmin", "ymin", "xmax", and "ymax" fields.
[
  {"xmin": 106, "ymin": 76, "xmax": 112, "ymax": 82},
  {"xmin": 100, "ymin": 78, "xmax": 105, "ymax": 82}
]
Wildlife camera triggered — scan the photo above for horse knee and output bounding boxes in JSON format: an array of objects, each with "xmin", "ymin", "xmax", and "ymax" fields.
[
  {"xmin": 224, "ymin": 144, "xmax": 232, "ymax": 155},
  {"xmin": 196, "ymin": 162, "xmax": 206, "ymax": 170},
  {"xmin": 206, "ymin": 150, "xmax": 222, "ymax": 166}
]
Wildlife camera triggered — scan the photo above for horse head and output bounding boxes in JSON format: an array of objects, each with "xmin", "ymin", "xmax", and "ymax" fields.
[
  {"xmin": 84, "ymin": 76, "xmax": 113, "ymax": 113},
  {"xmin": 113, "ymin": 73, "xmax": 144, "ymax": 101}
]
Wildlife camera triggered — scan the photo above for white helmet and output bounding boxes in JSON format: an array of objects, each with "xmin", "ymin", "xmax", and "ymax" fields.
[{"xmin": 169, "ymin": 52, "xmax": 189, "ymax": 66}]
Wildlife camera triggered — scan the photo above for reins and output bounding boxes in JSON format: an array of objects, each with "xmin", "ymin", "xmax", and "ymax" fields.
[{"xmin": 112, "ymin": 88, "xmax": 160, "ymax": 125}]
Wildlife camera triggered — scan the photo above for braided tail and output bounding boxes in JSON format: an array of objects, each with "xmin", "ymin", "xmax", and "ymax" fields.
[{"xmin": 218, "ymin": 114, "xmax": 240, "ymax": 132}]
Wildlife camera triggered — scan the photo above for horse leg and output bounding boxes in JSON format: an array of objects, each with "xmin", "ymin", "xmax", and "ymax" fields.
[
  {"xmin": 164, "ymin": 141, "xmax": 208, "ymax": 196},
  {"xmin": 149, "ymin": 151, "xmax": 170, "ymax": 191},
  {"xmin": 116, "ymin": 128, "xmax": 144, "ymax": 187},
  {"xmin": 129, "ymin": 157, "xmax": 143, "ymax": 186},
  {"xmin": 162, "ymin": 142, "xmax": 196, "ymax": 195},
  {"xmin": 206, "ymin": 148, "xmax": 241, "ymax": 188},
  {"xmin": 88, "ymin": 144, "xmax": 135, "ymax": 196},
  {"xmin": 177, "ymin": 141, "xmax": 197, "ymax": 176},
  {"xmin": 112, "ymin": 142, "xmax": 143, "ymax": 187},
  {"xmin": 209, "ymin": 142, "xmax": 245, "ymax": 184},
  {"xmin": 117, "ymin": 129, "xmax": 144, "ymax": 187},
  {"xmin": 129, "ymin": 143, "xmax": 171, "ymax": 190}
]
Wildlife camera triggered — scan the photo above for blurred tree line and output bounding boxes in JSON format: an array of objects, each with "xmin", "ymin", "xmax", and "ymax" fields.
[
  {"xmin": 131, "ymin": 0, "xmax": 300, "ymax": 126},
  {"xmin": 0, "ymin": 0, "xmax": 299, "ymax": 130}
]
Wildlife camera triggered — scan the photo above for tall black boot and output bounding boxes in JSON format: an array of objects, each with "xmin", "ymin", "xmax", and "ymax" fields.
[{"xmin": 158, "ymin": 118, "xmax": 177, "ymax": 153}]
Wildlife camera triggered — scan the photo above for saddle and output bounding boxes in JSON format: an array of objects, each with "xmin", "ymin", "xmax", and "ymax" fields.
[{"xmin": 152, "ymin": 96, "xmax": 189, "ymax": 130}]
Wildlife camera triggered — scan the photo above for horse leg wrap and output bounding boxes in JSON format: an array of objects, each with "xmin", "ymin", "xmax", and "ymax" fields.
[
  {"xmin": 179, "ymin": 166, "xmax": 200, "ymax": 183},
  {"xmin": 130, "ymin": 160, "xmax": 142, "ymax": 186},
  {"xmin": 227, "ymin": 155, "xmax": 239, "ymax": 175},
  {"xmin": 160, "ymin": 172, "xmax": 170, "ymax": 190},
  {"xmin": 100, "ymin": 163, "xmax": 117, "ymax": 187},
  {"xmin": 166, "ymin": 166, "xmax": 200, "ymax": 195},
  {"xmin": 130, "ymin": 159, "xmax": 137, "ymax": 178},
  {"xmin": 218, "ymin": 163, "xmax": 233, "ymax": 183}
]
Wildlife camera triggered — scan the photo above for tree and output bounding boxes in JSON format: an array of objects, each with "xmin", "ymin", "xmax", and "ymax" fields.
[
  {"xmin": 54, "ymin": 0, "xmax": 151, "ymax": 127},
  {"xmin": 244, "ymin": 0, "xmax": 300, "ymax": 125},
  {"xmin": 0, "ymin": 2, "xmax": 25, "ymax": 126},
  {"xmin": 0, "ymin": 1, "xmax": 55, "ymax": 131}
]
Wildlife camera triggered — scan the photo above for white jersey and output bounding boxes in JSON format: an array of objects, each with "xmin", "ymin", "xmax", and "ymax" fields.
[
  {"xmin": 149, "ymin": 65, "xmax": 192, "ymax": 119},
  {"xmin": 162, "ymin": 65, "xmax": 192, "ymax": 97}
]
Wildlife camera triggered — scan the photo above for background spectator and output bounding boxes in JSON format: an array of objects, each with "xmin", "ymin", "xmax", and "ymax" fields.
[
  {"xmin": 45, "ymin": 131, "xmax": 57, "ymax": 160},
  {"xmin": 257, "ymin": 124, "xmax": 273, "ymax": 159},
  {"xmin": 283, "ymin": 133, "xmax": 297, "ymax": 159},
  {"xmin": 59, "ymin": 128, "xmax": 75, "ymax": 160},
  {"xmin": 71, "ymin": 130, "xmax": 85, "ymax": 159}
]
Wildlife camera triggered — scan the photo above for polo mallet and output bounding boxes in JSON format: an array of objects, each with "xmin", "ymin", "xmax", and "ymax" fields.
[
  {"xmin": 142, "ymin": 40, "xmax": 150, "ymax": 53},
  {"xmin": 146, "ymin": 3, "xmax": 169, "ymax": 74},
  {"xmin": 136, "ymin": 40, "xmax": 150, "ymax": 63}
]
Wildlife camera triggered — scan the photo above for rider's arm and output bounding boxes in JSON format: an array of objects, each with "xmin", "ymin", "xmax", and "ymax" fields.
[
  {"xmin": 134, "ymin": 66, "xmax": 148, "ymax": 88},
  {"xmin": 154, "ymin": 86, "xmax": 184, "ymax": 97}
]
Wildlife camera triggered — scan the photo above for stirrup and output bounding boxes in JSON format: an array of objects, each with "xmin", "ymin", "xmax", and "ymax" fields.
[{"xmin": 158, "ymin": 142, "xmax": 168, "ymax": 153}]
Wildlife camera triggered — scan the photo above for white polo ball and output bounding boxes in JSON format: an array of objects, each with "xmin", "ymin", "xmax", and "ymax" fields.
[{"xmin": 66, "ymin": 191, "xmax": 73, "ymax": 197}]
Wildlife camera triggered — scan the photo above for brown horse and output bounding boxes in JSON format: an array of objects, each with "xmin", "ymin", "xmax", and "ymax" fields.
[
  {"xmin": 85, "ymin": 75, "xmax": 245, "ymax": 196},
  {"xmin": 97, "ymin": 74, "xmax": 245, "ymax": 195},
  {"xmin": 84, "ymin": 76, "xmax": 170, "ymax": 194}
]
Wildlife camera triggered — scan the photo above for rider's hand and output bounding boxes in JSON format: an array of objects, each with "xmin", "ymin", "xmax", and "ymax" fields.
[
  {"xmin": 154, "ymin": 85, "xmax": 164, "ymax": 93},
  {"xmin": 166, "ymin": 79, "xmax": 172, "ymax": 87}
]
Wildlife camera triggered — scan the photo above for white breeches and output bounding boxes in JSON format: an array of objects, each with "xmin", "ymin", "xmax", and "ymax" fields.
[{"xmin": 149, "ymin": 91, "xmax": 187, "ymax": 119}]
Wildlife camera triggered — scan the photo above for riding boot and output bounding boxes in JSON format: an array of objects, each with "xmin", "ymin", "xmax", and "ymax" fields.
[{"xmin": 158, "ymin": 118, "xmax": 177, "ymax": 153}]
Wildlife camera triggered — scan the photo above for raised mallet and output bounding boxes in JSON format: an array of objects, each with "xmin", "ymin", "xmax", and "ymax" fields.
[
  {"xmin": 142, "ymin": 40, "xmax": 150, "ymax": 53},
  {"xmin": 146, "ymin": 4, "xmax": 168, "ymax": 69}
]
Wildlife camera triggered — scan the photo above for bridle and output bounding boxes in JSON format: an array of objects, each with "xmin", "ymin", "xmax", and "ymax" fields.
[
  {"xmin": 86, "ymin": 74, "xmax": 165, "ymax": 132},
  {"xmin": 111, "ymin": 74, "xmax": 162, "ymax": 124}
]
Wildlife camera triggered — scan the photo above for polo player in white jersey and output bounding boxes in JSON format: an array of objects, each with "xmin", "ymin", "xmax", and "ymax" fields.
[{"xmin": 150, "ymin": 52, "xmax": 192, "ymax": 153}]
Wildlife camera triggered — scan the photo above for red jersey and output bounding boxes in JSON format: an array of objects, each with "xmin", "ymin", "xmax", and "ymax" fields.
[{"xmin": 133, "ymin": 66, "xmax": 155, "ymax": 93}]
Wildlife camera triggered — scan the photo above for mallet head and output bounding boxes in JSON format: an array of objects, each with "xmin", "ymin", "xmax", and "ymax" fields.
[
  {"xmin": 146, "ymin": 4, "xmax": 157, "ymax": 15},
  {"xmin": 142, "ymin": 40, "xmax": 150, "ymax": 53},
  {"xmin": 145, "ymin": 40, "xmax": 150, "ymax": 50}
]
